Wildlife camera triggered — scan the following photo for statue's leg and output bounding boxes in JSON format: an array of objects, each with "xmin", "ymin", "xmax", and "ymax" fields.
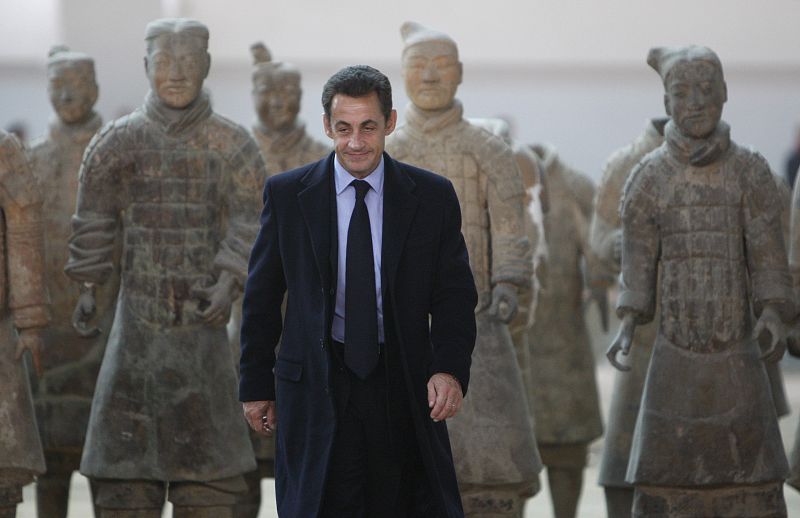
[
  {"xmin": 232, "ymin": 467, "xmax": 261, "ymax": 518},
  {"xmin": 603, "ymin": 487, "xmax": 633, "ymax": 518},
  {"xmin": 169, "ymin": 476, "xmax": 246, "ymax": 518},
  {"xmin": 93, "ymin": 478, "xmax": 164, "ymax": 518},
  {"xmin": 546, "ymin": 467, "xmax": 582, "ymax": 518},
  {"xmin": 539, "ymin": 443, "xmax": 587, "ymax": 518},
  {"xmin": 36, "ymin": 451, "xmax": 80, "ymax": 518},
  {"xmin": 0, "ymin": 484, "xmax": 20, "ymax": 518},
  {"xmin": 0, "ymin": 471, "xmax": 28, "ymax": 518}
]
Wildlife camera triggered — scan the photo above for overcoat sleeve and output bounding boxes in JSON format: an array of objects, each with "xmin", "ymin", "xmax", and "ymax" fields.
[
  {"xmin": 239, "ymin": 177, "xmax": 286, "ymax": 402},
  {"xmin": 429, "ymin": 180, "xmax": 478, "ymax": 395}
]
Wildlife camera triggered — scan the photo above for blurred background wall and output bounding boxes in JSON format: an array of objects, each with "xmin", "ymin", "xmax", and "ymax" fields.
[{"xmin": 2, "ymin": 0, "xmax": 800, "ymax": 181}]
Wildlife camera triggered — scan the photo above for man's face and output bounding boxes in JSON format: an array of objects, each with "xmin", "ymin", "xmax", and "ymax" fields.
[
  {"xmin": 665, "ymin": 61, "xmax": 726, "ymax": 139},
  {"xmin": 323, "ymin": 92, "xmax": 396, "ymax": 178},
  {"xmin": 402, "ymin": 41, "xmax": 462, "ymax": 111},
  {"xmin": 253, "ymin": 75, "xmax": 301, "ymax": 131},
  {"xmin": 145, "ymin": 33, "xmax": 209, "ymax": 109},
  {"xmin": 48, "ymin": 62, "xmax": 98, "ymax": 124}
]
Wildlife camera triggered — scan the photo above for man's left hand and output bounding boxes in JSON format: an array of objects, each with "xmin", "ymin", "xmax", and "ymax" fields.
[{"xmin": 427, "ymin": 373, "xmax": 463, "ymax": 422}]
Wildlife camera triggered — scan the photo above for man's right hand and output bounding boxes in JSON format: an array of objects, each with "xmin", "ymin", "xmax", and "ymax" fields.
[{"xmin": 243, "ymin": 400, "xmax": 276, "ymax": 437}]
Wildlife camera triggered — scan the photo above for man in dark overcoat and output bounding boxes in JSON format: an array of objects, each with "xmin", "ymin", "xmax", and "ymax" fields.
[{"xmin": 239, "ymin": 65, "xmax": 478, "ymax": 517}]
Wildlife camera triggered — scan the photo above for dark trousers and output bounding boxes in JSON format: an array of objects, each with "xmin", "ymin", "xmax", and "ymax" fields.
[{"xmin": 320, "ymin": 341, "xmax": 439, "ymax": 518}]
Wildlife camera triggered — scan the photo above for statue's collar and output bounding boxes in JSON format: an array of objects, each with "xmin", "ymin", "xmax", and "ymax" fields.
[
  {"xmin": 664, "ymin": 120, "xmax": 730, "ymax": 167},
  {"xmin": 404, "ymin": 100, "xmax": 464, "ymax": 133},
  {"xmin": 48, "ymin": 111, "xmax": 102, "ymax": 143},
  {"xmin": 253, "ymin": 120, "xmax": 306, "ymax": 153},
  {"xmin": 144, "ymin": 90, "xmax": 213, "ymax": 136}
]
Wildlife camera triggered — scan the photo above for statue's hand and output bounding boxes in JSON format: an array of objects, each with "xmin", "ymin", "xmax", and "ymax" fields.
[
  {"xmin": 753, "ymin": 306, "xmax": 786, "ymax": 363},
  {"xmin": 72, "ymin": 285, "xmax": 101, "ymax": 338},
  {"xmin": 606, "ymin": 313, "xmax": 636, "ymax": 371},
  {"xmin": 15, "ymin": 328, "xmax": 44, "ymax": 376},
  {"xmin": 488, "ymin": 282, "xmax": 518, "ymax": 323},
  {"xmin": 787, "ymin": 319, "xmax": 800, "ymax": 358},
  {"xmin": 193, "ymin": 272, "xmax": 237, "ymax": 326}
]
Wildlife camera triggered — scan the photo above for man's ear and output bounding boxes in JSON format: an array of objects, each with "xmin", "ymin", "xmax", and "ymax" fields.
[
  {"xmin": 457, "ymin": 61, "xmax": 463, "ymax": 86},
  {"xmin": 663, "ymin": 93, "xmax": 672, "ymax": 117},
  {"xmin": 323, "ymin": 114, "xmax": 333, "ymax": 138},
  {"xmin": 385, "ymin": 109, "xmax": 398, "ymax": 135}
]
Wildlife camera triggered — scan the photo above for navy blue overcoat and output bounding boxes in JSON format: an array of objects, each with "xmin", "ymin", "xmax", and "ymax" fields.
[{"xmin": 239, "ymin": 152, "xmax": 478, "ymax": 517}]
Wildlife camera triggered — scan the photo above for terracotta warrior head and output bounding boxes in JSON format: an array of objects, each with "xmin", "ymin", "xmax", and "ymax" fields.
[
  {"xmin": 251, "ymin": 42, "xmax": 302, "ymax": 132},
  {"xmin": 400, "ymin": 21, "xmax": 463, "ymax": 111},
  {"xmin": 144, "ymin": 18, "xmax": 210, "ymax": 109},
  {"xmin": 648, "ymin": 45, "xmax": 727, "ymax": 139},
  {"xmin": 47, "ymin": 46, "xmax": 98, "ymax": 125}
]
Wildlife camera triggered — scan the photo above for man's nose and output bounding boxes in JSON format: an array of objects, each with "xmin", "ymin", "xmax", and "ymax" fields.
[
  {"xmin": 348, "ymin": 131, "xmax": 365, "ymax": 149},
  {"xmin": 60, "ymin": 90, "xmax": 74, "ymax": 103}
]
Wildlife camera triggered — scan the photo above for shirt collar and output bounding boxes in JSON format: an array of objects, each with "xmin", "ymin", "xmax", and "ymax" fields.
[{"xmin": 334, "ymin": 153, "xmax": 385, "ymax": 196}]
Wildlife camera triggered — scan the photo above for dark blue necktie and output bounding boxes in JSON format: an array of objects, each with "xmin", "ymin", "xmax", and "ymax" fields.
[{"xmin": 345, "ymin": 179, "xmax": 379, "ymax": 379}]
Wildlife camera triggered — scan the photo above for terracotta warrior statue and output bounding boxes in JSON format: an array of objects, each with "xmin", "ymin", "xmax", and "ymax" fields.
[
  {"xmin": 28, "ymin": 45, "xmax": 114, "ymax": 518},
  {"xmin": 525, "ymin": 143, "xmax": 603, "ymax": 518},
  {"xmin": 248, "ymin": 42, "xmax": 328, "ymax": 177},
  {"xmin": 0, "ymin": 130, "xmax": 50, "ymax": 518},
  {"xmin": 608, "ymin": 45, "xmax": 792, "ymax": 517},
  {"xmin": 229, "ymin": 41, "xmax": 330, "ymax": 518},
  {"xmin": 387, "ymin": 22, "xmax": 541, "ymax": 517},
  {"xmin": 466, "ymin": 117, "xmax": 546, "ymax": 403},
  {"xmin": 64, "ymin": 18, "xmax": 263, "ymax": 518},
  {"xmin": 591, "ymin": 118, "xmax": 666, "ymax": 518}
]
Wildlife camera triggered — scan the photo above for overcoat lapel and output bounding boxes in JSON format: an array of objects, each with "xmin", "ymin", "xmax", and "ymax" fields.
[
  {"xmin": 381, "ymin": 154, "xmax": 419, "ymax": 294},
  {"xmin": 297, "ymin": 153, "xmax": 334, "ymax": 291}
]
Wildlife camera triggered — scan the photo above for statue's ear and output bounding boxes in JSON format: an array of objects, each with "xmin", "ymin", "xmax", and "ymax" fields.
[
  {"xmin": 663, "ymin": 93, "xmax": 671, "ymax": 117},
  {"xmin": 143, "ymin": 56, "xmax": 150, "ymax": 76},
  {"xmin": 457, "ymin": 61, "xmax": 464, "ymax": 86},
  {"xmin": 722, "ymin": 80, "xmax": 728, "ymax": 104}
]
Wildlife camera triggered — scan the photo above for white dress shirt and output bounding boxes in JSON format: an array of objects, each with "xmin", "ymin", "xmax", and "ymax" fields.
[{"xmin": 331, "ymin": 154, "xmax": 385, "ymax": 343}]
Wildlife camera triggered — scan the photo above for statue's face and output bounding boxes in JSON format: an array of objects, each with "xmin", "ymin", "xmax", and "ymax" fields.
[
  {"xmin": 145, "ymin": 33, "xmax": 209, "ymax": 109},
  {"xmin": 48, "ymin": 62, "xmax": 98, "ymax": 124},
  {"xmin": 402, "ymin": 41, "xmax": 462, "ymax": 111},
  {"xmin": 665, "ymin": 61, "xmax": 726, "ymax": 139},
  {"xmin": 253, "ymin": 74, "xmax": 301, "ymax": 131}
]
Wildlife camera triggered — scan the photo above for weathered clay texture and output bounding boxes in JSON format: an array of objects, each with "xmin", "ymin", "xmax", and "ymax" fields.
[
  {"xmin": 0, "ymin": 130, "xmax": 50, "ymax": 511},
  {"xmin": 28, "ymin": 46, "xmax": 117, "ymax": 517},
  {"xmin": 388, "ymin": 21, "xmax": 540, "ymax": 515}
]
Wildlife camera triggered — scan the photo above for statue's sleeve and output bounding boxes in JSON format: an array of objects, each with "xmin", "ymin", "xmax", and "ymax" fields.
[
  {"xmin": 0, "ymin": 135, "xmax": 50, "ymax": 329},
  {"xmin": 786, "ymin": 173, "xmax": 800, "ymax": 300},
  {"xmin": 215, "ymin": 135, "xmax": 267, "ymax": 287},
  {"xmin": 745, "ymin": 153, "xmax": 794, "ymax": 320},
  {"xmin": 616, "ymin": 161, "xmax": 659, "ymax": 324},
  {"xmin": 481, "ymin": 142, "xmax": 531, "ymax": 289},
  {"xmin": 64, "ymin": 122, "xmax": 125, "ymax": 285}
]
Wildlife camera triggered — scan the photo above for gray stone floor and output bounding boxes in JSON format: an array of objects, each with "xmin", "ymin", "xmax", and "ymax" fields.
[{"xmin": 16, "ymin": 360, "xmax": 800, "ymax": 517}]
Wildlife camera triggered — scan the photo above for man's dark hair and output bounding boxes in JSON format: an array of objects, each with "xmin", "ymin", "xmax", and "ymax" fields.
[{"xmin": 321, "ymin": 65, "xmax": 393, "ymax": 121}]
